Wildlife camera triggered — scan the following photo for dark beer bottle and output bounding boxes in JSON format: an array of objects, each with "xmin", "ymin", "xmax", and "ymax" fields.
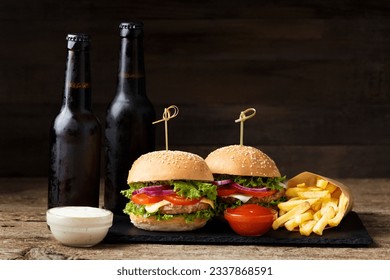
[
  {"xmin": 104, "ymin": 22, "xmax": 156, "ymax": 215},
  {"xmin": 48, "ymin": 34, "xmax": 101, "ymax": 209}
]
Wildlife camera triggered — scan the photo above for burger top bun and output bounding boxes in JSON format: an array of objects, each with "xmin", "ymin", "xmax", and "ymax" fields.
[
  {"xmin": 205, "ymin": 145, "xmax": 281, "ymax": 177},
  {"xmin": 128, "ymin": 150, "xmax": 214, "ymax": 183}
]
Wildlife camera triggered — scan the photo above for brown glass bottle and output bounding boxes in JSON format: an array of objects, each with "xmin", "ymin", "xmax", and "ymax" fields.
[
  {"xmin": 104, "ymin": 22, "xmax": 156, "ymax": 215},
  {"xmin": 48, "ymin": 34, "xmax": 101, "ymax": 209}
]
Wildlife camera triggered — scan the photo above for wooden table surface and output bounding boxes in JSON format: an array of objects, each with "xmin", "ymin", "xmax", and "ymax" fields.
[{"xmin": 0, "ymin": 178, "xmax": 389, "ymax": 260}]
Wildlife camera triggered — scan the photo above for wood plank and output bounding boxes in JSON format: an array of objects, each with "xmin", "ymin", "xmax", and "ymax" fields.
[
  {"xmin": 1, "ymin": 1, "xmax": 390, "ymax": 178},
  {"xmin": 1, "ymin": 178, "xmax": 389, "ymax": 259},
  {"xmin": 2, "ymin": 0, "xmax": 390, "ymax": 20},
  {"xmin": 1, "ymin": 100, "xmax": 389, "ymax": 177},
  {"xmin": 2, "ymin": 17, "xmax": 390, "ymax": 104}
]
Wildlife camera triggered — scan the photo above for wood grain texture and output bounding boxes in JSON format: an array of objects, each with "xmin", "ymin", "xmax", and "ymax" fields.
[
  {"xmin": 0, "ymin": 1, "xmax": 389, "ymax": 177},
  {"xmin": 0, "ymin": 178, "xmax": 388, "ymax": 260}
]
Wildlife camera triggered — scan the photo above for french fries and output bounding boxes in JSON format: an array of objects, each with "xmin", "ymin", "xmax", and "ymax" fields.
[
  {"xmin": 272, "ymin": 178, "xmax": 349, "ymax": 236},
  {"xmin": 272, "ymin": 202, "xmax": 311, "ymax": 230}
]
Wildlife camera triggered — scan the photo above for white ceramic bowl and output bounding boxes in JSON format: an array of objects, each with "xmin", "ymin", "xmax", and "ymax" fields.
[{"xmin": 46, "ymin": 206, "xmax": 113, "ymax": 247}]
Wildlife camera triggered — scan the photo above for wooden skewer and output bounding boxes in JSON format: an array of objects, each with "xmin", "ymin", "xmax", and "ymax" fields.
[
  {"xmin": 153, "ymin": 105, "xmax": 179, "ymax": 151},
  {"xmin": 235, "ymin": 108, "xmax": 256, "ymax": 146}
]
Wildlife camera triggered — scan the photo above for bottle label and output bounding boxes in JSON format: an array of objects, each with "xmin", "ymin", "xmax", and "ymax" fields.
[{"xmin": 68, "ymin": 82, "xmax": 90, "ymax": 89}]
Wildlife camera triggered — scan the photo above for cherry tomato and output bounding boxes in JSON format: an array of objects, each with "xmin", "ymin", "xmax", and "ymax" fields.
[
  {"xmin": 131, "ymin": 193, "xmax": 163, "ymax": 205},
  {"xmin": 163, "ymin": 194, "xmax": 201, "ymax": 205}
]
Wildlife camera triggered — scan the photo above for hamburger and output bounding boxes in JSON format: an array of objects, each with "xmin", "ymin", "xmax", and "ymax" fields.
[
  {"xmin": 121, "ymin": 150, "xmax": 217, "ymax": 231},
  {"xmin": 205, "ymin": 145, "xmax": 286, "ymax": 214}
]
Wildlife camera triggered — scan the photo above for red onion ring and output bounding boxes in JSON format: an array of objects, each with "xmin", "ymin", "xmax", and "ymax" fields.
[
  {"xmin": 158, "ymin": 189, "xmax": 176, "ymax": 196},
  {"xmin": 213, "ymin": 179, "xmax": 233, "ymax": 186},
  {"xmin": 132, "ymin": 185, "xmax": 174, "ymax": 196},
  {"xmin": 231, "ymin": 182, "xmax": 269, "ymax": 193}
]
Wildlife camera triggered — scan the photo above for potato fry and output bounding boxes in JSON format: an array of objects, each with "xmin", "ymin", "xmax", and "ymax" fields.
[
  {"xmin": 313, "ymin": 209, "xmax": 322, "ymax": 221},
  {"xmin": 299, "ymin": 220, "xmax": 317, "ymax": 236},
  {"xmin": 278, "ymin": 209, "xmax": 286, "ymax": 216},
  {"xmin": 285, "ymin": 187, "xmax": 308, "ymax": 197},
  {"xmin": 316, "ymin": 178, "xmax": 329, "ymax": 189},
  {"xmin": 284, "ymin": 219, "xmax": 299, "ymax": 231},
  {"xmin": 294, "ymin": 210, "xmax": 314, "ymax": 224},
  {"xmin": 286, "ymin": 187, "xmax": 323, "ymax": 197},
  {"xmin": 306, "ymin": 187, "xmax": 324, "ymax": 191},
  {"xmin": 328, "ymin": 193, "xmax": 348, "ymax": 227},
  {"xmin": 285, "ymin": 210, "xmax": 315, "ymax": 231},
  {"xmin": 272, "ymin": 201, "xmax": 311, "ymax": 230},
  {"xmin": 321, "ymin": 197, "xmax": 338, "ymax": 215},
  {"xmin": 325, "ymin": 183, "xmax": 338, "ymax": 194},
  {"xmin": 297, "ymin": 190, "xmax": 330, "ymax": 199},
  {"xmin": 311, "ymin": 199, "xmax": 322, "ymax": 212},
  {"xmin": 278, "ymin": 198, "xmax": 319, "ymax": 211},
  {"xmin": 313, "ymin": 206, "xmax": 336, "ymax": 235}
]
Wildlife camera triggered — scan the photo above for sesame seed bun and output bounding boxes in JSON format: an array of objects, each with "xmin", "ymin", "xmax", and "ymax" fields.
[
  {"xmin": 205, "ymin": 145, "xmax": 281, "ymax": 177},
  {"xmin": 127, "ymin": 150, "xmax": 214, "ymax": 183}
]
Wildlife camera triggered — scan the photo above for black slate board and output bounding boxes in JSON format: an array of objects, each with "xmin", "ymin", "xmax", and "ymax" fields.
[{"xmin": 103, "ymin": 211, "xmax": 373, "ymax": 247}]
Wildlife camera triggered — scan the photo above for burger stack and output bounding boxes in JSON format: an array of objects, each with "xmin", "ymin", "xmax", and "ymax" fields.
[{"xmin": 121, "ymin": 145, "xmax": 286, "ymax": 232}]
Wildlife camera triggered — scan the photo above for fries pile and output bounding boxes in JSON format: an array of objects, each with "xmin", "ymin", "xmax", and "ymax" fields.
[{"xmin": 272, "ymin": 178, "xmax": 349, "ymax": 236}]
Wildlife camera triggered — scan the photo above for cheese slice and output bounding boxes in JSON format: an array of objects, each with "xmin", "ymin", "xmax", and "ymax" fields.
[
  {"xmin": 227, "ymin": 193, "xmax": 253, "ymax": 203},
  {"xmin": 144, "ymin": 200, "xmax": 171, "ymax": 213},
  {"xmin": 200, "ymin": 198, "xmax": 214, "ymax": 209},
  {"xmin": 144, "ymin": 197, "xmax": 215, "ymax": 213}
]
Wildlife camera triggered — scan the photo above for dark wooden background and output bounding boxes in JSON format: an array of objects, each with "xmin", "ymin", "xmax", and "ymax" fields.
[{"xmin": 1, "ymin": 0, "xmax": 389, "ymax": 179}]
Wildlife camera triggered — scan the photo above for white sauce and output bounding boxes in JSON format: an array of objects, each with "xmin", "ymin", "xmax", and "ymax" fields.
[{"xmin": 50, "ymin": 206, "xmax": 111, "ymax": 218}]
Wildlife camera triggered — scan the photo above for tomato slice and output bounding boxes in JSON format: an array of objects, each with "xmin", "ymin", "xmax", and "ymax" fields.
[
  {"xmin": 163, "ymin": 194, "xmax": 201, "ymax": 205},
  {"xmin": 239, "ymin": 189, "xmax": 277, "ymax": 197},
  {"xmin": 218, "ymin": 185, "xmax": 276, "ymax": 198},
  {"xmin": 132, "ymin": 192, "xmax": 202, "ymax": 206},
  {"xmin": 131, "ymin": 193, "xmax": 163, "ymax": 205},
  {"xmin": 217, "ymin": 186, "xmax": 237, "ymax": 197}
]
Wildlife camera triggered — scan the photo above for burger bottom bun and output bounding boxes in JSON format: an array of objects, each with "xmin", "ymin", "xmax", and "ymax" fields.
[{"xmin": 129, "ymin": 213, "xmax": 207, "ymax": 232}]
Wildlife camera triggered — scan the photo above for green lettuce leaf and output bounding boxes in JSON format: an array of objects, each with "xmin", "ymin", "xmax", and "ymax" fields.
[
  {"xmin": 121, "ymin": 180, "xmax": 217, "ymax": 201},
  {"xmin": 215, "ymin": 175, "xmax": 286, "ymax": 191},
  {"xmin": 172, "ymin": 180, "xmax": 217, "ymax": 201}
]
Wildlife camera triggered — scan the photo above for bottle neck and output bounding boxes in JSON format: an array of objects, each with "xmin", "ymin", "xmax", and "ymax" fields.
[
  {"xmin": 63, "ymin": 49, "xmax": 92, "ymax": 111},
  {"xmin": 116, "ymin": 36, "xmax": 146, "ymax": 97}
]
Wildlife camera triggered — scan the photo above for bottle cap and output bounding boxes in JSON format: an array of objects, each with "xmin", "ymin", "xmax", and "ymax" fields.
[
  {"xmin": 119, "ymin": 22, "xmax": 144, "ymax": 38},
  {"xmin": 66, "ymin": 33, "xmax": 90, "ymax": 51}
]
